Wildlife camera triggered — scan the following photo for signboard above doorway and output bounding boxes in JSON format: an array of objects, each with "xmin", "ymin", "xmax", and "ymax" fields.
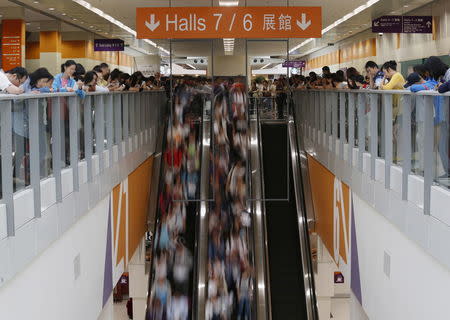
[{"xmin": 136, "ymin": 7, "xmax": 322, "ymax": 39}]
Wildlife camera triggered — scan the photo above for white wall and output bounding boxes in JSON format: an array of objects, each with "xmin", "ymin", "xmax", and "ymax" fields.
[
  {"xmin": 353, "ymin": 193, "xmax": 450, "ymax": 320},
  {"xmin": 0, "ymin": 196, "xmax": 110, "ymax": 320}
]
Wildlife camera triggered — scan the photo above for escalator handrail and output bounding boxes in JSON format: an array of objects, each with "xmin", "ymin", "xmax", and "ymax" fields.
[{"xmin": 288, "ymin": 110, "xmax": 319, "ymax": 320}]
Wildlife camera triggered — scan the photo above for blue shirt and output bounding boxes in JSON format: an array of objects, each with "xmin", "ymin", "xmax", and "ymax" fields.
[{"xmin": 52, "ymin": 73, "xmax": 76, "ymax": 92}]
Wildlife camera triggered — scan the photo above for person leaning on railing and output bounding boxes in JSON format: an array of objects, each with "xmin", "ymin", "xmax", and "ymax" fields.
[{"xmin": 0, "ymin": 67, "xmax": 28, "ymax": 95}]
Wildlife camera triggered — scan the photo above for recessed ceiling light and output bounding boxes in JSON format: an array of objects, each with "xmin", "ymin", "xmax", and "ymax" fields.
[
  {"xmin": 73, "ymin": 18, "xmax": 77, "ymax": 21},
  {"xmin": 33, "ymin": 1, "xmax": 39, "ymax": 3},
  {"xmin": 62, "ymin": 13, "xmax": 66, "ymax": 15},
  {"xmin": 26, "ymin": 22, "xmax": 31, "ymax": 25},
  {"xmin": 403, "ymin": 4, "xmax": 409, "ymax": 7},
  {"xmin": 49, "ymin": 7, "xmax": 55, "ymax": 11},
  {"xmin": 89, "ymin": 25, "xmax": 94, "ymax": 28}
]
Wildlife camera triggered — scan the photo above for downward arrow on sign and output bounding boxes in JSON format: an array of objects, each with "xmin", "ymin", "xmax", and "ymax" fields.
[
  {"xmin": 145, "ymin": 14, "xmax": 160, "ymax": 32},
  {"xmin": 296, "ymin": 13, "xmax": 312, "ymax": 30}
]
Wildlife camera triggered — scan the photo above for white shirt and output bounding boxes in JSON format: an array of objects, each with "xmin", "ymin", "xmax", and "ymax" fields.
[{"xmin": 0, "ymin": 70, "xmax": 12, "ymax": 92}]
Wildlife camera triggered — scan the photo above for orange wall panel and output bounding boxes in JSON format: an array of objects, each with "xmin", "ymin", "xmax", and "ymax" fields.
[
  {"xmin": 307, "ymin": 155, "xmax": 350, "ymax": 265},
  {"xmin": 39, "ymin": 31, "xmax": 61, "ymax": 53},
  {"xmin": 2, "ymin": 20, "xmax": 25, "ymax": 70},
  {"xmin": 62, "ymin": 40, "xmax": 87, "ymax": 58},
  {"xmin": 26, "ymin": 42, "xmax": 40, "ymax": 60}
]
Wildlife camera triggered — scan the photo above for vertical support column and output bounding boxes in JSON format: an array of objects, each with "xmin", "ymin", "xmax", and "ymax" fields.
[
  {"xmin": 114, "ymin": 94, "xmax": 123, "ymax": 160},
  {"xmin": 319, "ymin": 91, "xmax": 325, "ymax": 145},
  {"xmin": 384, "ymin": 94, "xmax": 393, "ymax": 189},
  {"xmin": 84, "ymin": 96, "xmax": 93, "ymax": 182},
  {"xmin": 401, "ymin": 95, "xmax": 412, "ymax": 201},
  {"xmin": 1, "ymin": 100, "xmax": 15, "ymax": 236},
  {"xmin": 358, "ymin": 93, "xmax": 366, "ymax": 171},
  {"xmin": 370, "ymin": 94, "xmax": 379, "ymax": 179},
  {"xmin": 28, "ymin": 99, "xmax": 41, "ymax": 218},
  {"xmin": 348, "ymin": 93, "xmax": 355, "ymax": 166},
  {"xmin": 105, "ymin": 95, "xmax": 114, "ymax": 168},
  {"xmin": 69, "ymin": 96, "xmax": 80, "ymax": 192},
  {"xmin": 51, "ymin": 97, "xmax": 63, "ymax": 202},
  {"xmin": 39, "ymin": 30, "xmax": 62, "ymax": 75},
  {"xmin": 95, "ymin": 95, "xmax": 105, "ymax": 173},
  {"xmin": 314, "ymin": 91, "xmax": 320, "ymax": 143},
  {"xmin": 1, "ymin": 19, "xmax": 26, "ymax": 70},
  {"xmin": 339, "ymin": 92, "xmax": 346, "ymax": 160},
  {"xmin": 423, "ymin": 95, "xmax": 434, "ymax": 214}
]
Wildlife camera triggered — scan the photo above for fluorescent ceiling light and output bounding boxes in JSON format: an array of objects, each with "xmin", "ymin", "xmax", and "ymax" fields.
[
  {"xmin": 219, "ymin": 0, "xmax": 239, "ymax": 6},
  {"xmin": 260, "ymin": 63, "xmax": 271, "ymax": 70},
  {"xmin": 289, "ymin": 0, "xmax": 381, "ymax": 53},
  {"xmin": 72, "ymin": 0, "xmax": 169, "ymax": 55},
  {"xmin": 186, "ymin": 63, "xmax": 196, "ymax": 69}
]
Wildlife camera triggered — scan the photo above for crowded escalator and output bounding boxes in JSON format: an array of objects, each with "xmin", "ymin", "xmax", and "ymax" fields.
[
  {"xmin": 205, "ymin": 78, "xmax": 254, "ymax": 320},
  {"xmin": 146, "ymin": 79, "xmax": 205, "ymax": 320}
]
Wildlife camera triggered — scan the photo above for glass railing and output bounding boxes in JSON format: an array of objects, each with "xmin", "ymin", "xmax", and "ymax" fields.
[
  {"xmin": 294, "ymin": 89, "xmax": 450, "ymax": 214},
  {"xmin": 0, "ymin": 91, "xmax": 166, "ymax": 236}
]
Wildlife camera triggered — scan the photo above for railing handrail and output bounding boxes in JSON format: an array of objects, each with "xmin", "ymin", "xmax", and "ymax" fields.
[
  {"xmin": 0, "ymin": 89, "xmax": 165, "ymax": 101},
  {"xmin": 294, "ymin": 88, "xmax": 450, "ymax": 96}
]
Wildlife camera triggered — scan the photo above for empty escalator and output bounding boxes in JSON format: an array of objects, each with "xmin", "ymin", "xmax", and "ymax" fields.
[{"xmin": 261, "ymin": 122, "xmax": 308, "ymax": 319}]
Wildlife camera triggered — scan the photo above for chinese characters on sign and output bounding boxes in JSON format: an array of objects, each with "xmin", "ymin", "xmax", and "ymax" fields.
[
  {"xmin": 94, "ymin": 39, "xmax": 125, "ymax": 52},
  {"xmin": 1, "ymin": 20, "xmax": 25, "ymax": 70},
  {"xmin": 136, "ymin": 7, "xmax": 322, "ymax": 39},
  {"xmin": 372, "ymin": 16, "xmax": 432, "ymax": 34}
]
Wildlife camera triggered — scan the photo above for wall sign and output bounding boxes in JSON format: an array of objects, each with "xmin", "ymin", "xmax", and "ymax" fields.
[
  {"xmin": 94, "ymin": 39, "xmax": 125, "ymax": 52},
  {"xmin": 372, "ymin": 16, "xmax": 432, "ymax": 34},
  {"xmin": 282, "ymin": 60, "xmax": 306, "ymax": 68},
  {"xmin": 136, "ymin": 7, "xmax": 322, "ymax": 39}
]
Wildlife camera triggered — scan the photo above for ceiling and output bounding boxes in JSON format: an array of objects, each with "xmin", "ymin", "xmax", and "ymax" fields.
[{"xmin": 0, "ymin": 0, "xmax": 438, "ymax": 57}]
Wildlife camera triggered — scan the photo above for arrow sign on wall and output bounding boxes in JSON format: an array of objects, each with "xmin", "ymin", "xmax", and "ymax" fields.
[
  {"xmin": 145, "ymin": 14, "xmax": 160, "ymax": 32},
  {"xmin": 297, "ymin": 13, "xmax": 312, "ymax": 30}
]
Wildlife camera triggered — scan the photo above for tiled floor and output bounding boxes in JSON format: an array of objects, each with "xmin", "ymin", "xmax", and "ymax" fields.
[{"xmin": 113, "ymin": 300, "xmax": 129, "ymax": 320}]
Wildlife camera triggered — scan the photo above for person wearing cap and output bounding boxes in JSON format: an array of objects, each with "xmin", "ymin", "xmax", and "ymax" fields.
[{"xmin": 404, "ymin": 72, "xmax": 437, "ymax": 92}]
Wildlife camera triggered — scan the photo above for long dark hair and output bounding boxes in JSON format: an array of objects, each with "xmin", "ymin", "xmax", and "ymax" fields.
[
  {"xmin": 83, "ymin": 71, "xmax": 97, "ymax": 85},
  {"xmin": 382, "ymin": 60, "xmax": 397, "ymax": 72},
  {"xmin": 61, "ymin": 60, "xmax": 77, "ymax": 73}
]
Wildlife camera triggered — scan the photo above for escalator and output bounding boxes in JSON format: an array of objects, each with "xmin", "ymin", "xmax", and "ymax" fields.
[
  {"xmin": 146, "ymin": 86, "xmax": 206, "ymax": 320},
  {"xmin": 259, "ymin": 120, "xmax": 317, "ymax": 320}
]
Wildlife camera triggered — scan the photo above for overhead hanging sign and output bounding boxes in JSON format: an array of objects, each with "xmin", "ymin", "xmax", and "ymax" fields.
[
  {"xmin": 372, "ymin": 16, "xmax": 432, "ymax": 34},
  {"xmin": 94, "ymin": 39, "xmax": 125, "ymax": 51},
  {"xmin": 136, "ymin": 7, "xmax": 322, "ymax": 39},
  {"xmin": 282, "ymin": 60, "xmax": 306, "ymax": 68}
]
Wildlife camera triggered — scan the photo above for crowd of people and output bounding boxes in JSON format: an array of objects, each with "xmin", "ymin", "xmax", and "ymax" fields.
[
  {"xmin": 287, "ymin": 56, "xmax": 449, "ymax": 178},
  {"xmin": 0, "ymin": 60, "xmax": 168, "ymax": 96},
  {"xmin": 147, "ymin": 80, "xmax": 203, "ymax": 320},
  {"xmin": 206, "ymin": 78, "xmax": 252, "ymax": 320}
]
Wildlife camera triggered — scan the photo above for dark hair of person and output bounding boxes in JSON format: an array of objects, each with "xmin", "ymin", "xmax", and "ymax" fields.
[
  {"xmin": 83, "ymin": 71, "xmax": 97, "ymax": 85},
  {"xmin": 365, "ymin": 61, "xmax": 379, "ymax": 69},
  {"xmin": 6, "ymin": 67, "xmax": 28, "ymax": 79},
  {"xmin": 332, "ymin": 72, "xmax": 345, "ymax": 83},
  {"xmin": 100, "ymin": 63, "xmax": 109, "ymax": 69},
  {"xmin": 74, "ymin": 63, "xmax": 86, "ymax": 81},
  {"xmin": 424, "ymin": 56, "xmax": 448, "ymax": 80},
  {"xmin": 29, "ymin": 68, "xmax": 53, "ymax": 87},
  {"xmin": 109, "ymin": 68, "xmax": 122, "ymax": 81},
  {"xmin": 130, "ymin": 71, "xmax": 144, "ymax": 87},
  {"xmin": 382, "ymin": 60, "xmax": 397, "ymax": 71},
  {"xmin": 61, "ymin": 60, "xmax": 77, "ymax": 73},
  {"xmin": 93, "ymin": 65, "xmax": 103, "ymax": 73},
  {"xmin": 322, "ymin": 66, "xmax": 330, "ymax": 72},
  {"xmin": 413, "ymin": 64, "xmax": 429, "ymax": 79}
]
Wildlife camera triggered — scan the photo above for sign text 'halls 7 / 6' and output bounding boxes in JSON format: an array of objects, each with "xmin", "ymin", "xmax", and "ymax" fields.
[{"xmin": 136, "ymin": 7, "xmax": 322, "ymax": 39}]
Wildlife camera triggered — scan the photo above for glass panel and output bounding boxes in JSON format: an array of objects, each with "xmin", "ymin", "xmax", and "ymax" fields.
[
  {"xmin": 434, "ymin": 96, "xmax": 449, "ymax": 188},
  {"xmin": 411, "ymin": 96, "xmax": 423, "ymax": 175},
  {"xmin": 12, "ymin": 99, "xmax": 29, "ymax": 192},
  {"xmin": 60, "ymin": 97, "xmax": 71, "ymax": 168},
  {"xmin": 392, "ymin": 94, "xmax": 403, "ymax": 166},
  {"xmin": 40, "ymin": 98, "xmax": 52, "ymax": 178},
  {"xmin": 78, "ymin": 98, "xmax": 85, "ymax": 161}
]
